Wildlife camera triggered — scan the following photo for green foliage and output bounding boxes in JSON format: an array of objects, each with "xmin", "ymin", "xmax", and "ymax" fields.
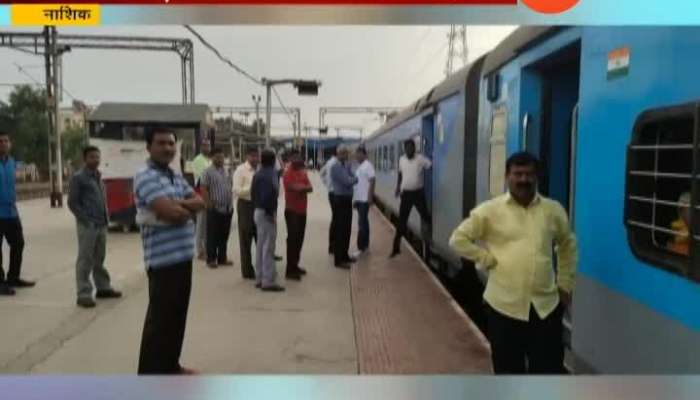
[{"xmin": 0, "ymin": 85, "xmax": 50, "ymax": 172}]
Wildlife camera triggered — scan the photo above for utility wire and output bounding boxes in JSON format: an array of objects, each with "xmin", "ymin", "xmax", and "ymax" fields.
[{"xmin": 13, "ymin": 62, "xmax": 77, "ymax": 101}]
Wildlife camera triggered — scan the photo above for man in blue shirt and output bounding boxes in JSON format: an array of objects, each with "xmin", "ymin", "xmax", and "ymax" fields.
[
  {"xmin": 330, "ymin": 145, "xmax": 358, "ymax": 269},
  {"xmin": 0, "ymin": 130, "xmax": 35, "ymax": 296},
  {"xmin": 134, "ymin": 127, "xmax": 205, "ymax": 374}
]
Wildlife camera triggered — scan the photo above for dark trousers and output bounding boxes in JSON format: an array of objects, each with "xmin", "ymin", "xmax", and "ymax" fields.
[
  {"xmin": 328, "ymin": 193, "xmax": 336, "ymax": 253},
  {"xmin": 355, "ymin": 202, "xmax": 370, "ymax": 251},
  {"xmin": 0, "ymin": 218, "xmax": 24, "ymax": 283},
  {"xmin": 487, "ymin": 304, "xmax": 565, "ymax": 374},
  {"xmin": 138, "ymin": 261, "xmax": 192, "ymax": 374},
  {"xmin": 392, "ymin": 189, "xmax": 430, "ymax": 253},
  {"xmin": 333, "ymin": 195, "xmax": 353, "ymax": 265},
  {"xmin": 237, "ymin": 199, "xmax": 256, "ymax": 278},
  {"xmin": 284, "ymin": 209, "xmax": 307, "ymax": 274},
  {"xmin": 206, "ymin": 209, "xmax": 232, "ymax": 264}
]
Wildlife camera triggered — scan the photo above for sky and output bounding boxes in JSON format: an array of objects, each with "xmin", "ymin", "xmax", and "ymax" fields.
[{"xmin": 0, "ymin": 25, "xmax": 516, "ymax": 138}]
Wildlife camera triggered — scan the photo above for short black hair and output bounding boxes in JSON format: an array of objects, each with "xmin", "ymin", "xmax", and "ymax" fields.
[
  {"xmin": 287, "ymin": 149, "xmax": 300, "ymax": 157},
  {"xmin": 506, "ymin": 151, "xmax": 539, "ymax": 174},
  {"xmin": 246, "ymin": 146, "xmax": 258, "ymax": 155},
  {"xmin": 82, "ymin": 145, "xmax": 100, "ymax": 159},
  {"xmin": 0, "ymin": 129, "xmax": 9, "ymax": 138},
  {"xmin": 145, "ymin": 126, "xmax": 177, "ymax": 146},
  {"xmin": 260, "ymin": 149, "xmax": 276, "ymax": 167},
  {"xmin": 356, "ymin": 146, "xmax": 367, "ymax": 155},
  {"xmin": 210, "ymin": 147, "xmax": 224, "ymax": 156},
  {"xmin": 404, "ymin": 139, "xmax": 415, "ymax": 148}
]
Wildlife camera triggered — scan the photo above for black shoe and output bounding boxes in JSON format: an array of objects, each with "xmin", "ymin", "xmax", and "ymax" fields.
[
  {"xmin": 261, "ymin": 284, "xmax": 285, "ymax": 292},
  {"xmin": 96, "ymin": 289, "xmax": 122, "ymax": 299},
  {"xmin": 218, "ymin": 260, "xmax": 234, "ymax": 267},
  {"xmin": 285, "ymin": 272, "xmax": 302, "ymax": 281},
  {"xmin": 77, "ymin": 298, "xmax": 96, "ymax": 308},
  {"xmin": 7, "ymin": 278, "xmax": 35, "ymax": 288},
  {"xmin": 207, "ymin": 262, "xmax": 218, "ymax": 269},
  {"xmin": 255, "ymin": 283, "xmax": 262, "ymax": 289},
  {"xmin": 0, "ymin": 285, "xmax": 15, "ymax": 296},
  {"xmin": 297, "ymin": 267, "xmax": 307, "ymax": 275},
  {"xmin": 334, "ymin": 263, "xmax": 350, "ymax": 269},
  {"xmin": 243, "ymin": 275, "xmax": 256, "ymax": 280},
  {"xmin": 328, "ymin": 248, "xmax": 334, "ymax": 255},
  {"xmin": 389, "ymin": 249, "xmax": 400, "ymax": 258},
  {"xmin": 274, "ymin": 255, "xmax": 283, "ymax": 261}
]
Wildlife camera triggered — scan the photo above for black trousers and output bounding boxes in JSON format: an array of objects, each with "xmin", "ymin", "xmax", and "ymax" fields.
[
  {"xmin": 206, "ymin": 209, "xmax": 233, "ymax": 264},
  {"xmin": 138, "ymin": 261, "xmax": 192, "ymax": 374},
  {"xmin": 328, "ymin": 193, "xmax": 336, "ymax": 253},
  {"xmin": 333, "ymin": 195, "xmax": 353, "ymax": 265},
  {"xmin": 487, "ymin": 304, "xmax": 565, "ymax": 374},
  {"xmin": 355, "ymin": 202, "xmax": 370, "ymax": 251},
  {"xmin": 392, "ymin": 189, "xmax": 430, "ymax": 252},
  {"xmin": 0, "ymin": 218, "xmax": 24, "ymax": 283},
  {"xmin": 284, "ymin": 209, "xmax": 307, "ymax": 274},
  {"xmin": 237, "ymin": 199, "xmax": 256, "ymax": 278}
]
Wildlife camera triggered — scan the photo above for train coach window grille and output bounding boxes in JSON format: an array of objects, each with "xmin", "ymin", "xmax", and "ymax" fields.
[
  {"xmin": 489, "ymin": 106, "xmax": 508, "ymax": 198},
  {"xmin": 625, "ymin": 102, "xmax": 698, "ymax": 280}
]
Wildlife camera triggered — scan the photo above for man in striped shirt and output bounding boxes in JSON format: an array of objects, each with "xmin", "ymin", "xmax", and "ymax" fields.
[
  {"xmin": 201, "ymin": 147, "xmax": 234, "ymax": 268},
  {"xmin": 134, "ymin": 127, "xmax": 205, "ymax": 375}
]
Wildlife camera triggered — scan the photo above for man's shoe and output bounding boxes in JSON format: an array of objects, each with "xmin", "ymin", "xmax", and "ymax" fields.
[
  {"xmin": 296, "ymin": 267, "xmax": 307, "ymax": 275},
  {"xmin": 334, "ymin": 263, "xmax": 350, "ymax": 269},
  {"xmin": 218, "ymin": 260, "xmax": 234, "ymax": 267},
  {"xmin": 0, "ymin": 285, "xmax": 15, "ymax": 296},
  {"xmin": 389, "ymin": 249, "xmax": 401, "ymax": 258},
  {"xmin": 178, "ymin": 366, "xmax": 199, "ymax": 375},
  {"xmin": 285, "ymin": 272, "xmax": 302, "ymax": 281},
  {"xmin": 96, "ymin": 289, "xmax": 122, "ymax": 299},
  {"xmin": 207, "ymin": 262, "xmax": 218, "ymax": 269},
  {"xmin": 197, "ymin": 253, "xmax": 206, "ymax": 261},
  {"xmin": 77, "ymin": 298, "xmax": 96, "ymax": 308},
  {"xmin": 261, "ymin": 284, "xmax": 285, "ymax": 292},
  {"xmin": 346, "ymin": 257, "xmax": 357, "ymax": 264},
  {"xmin": 255, "ymin": 282, "xmax": 262, "ymax": 289},
  {"xmin": 242, "ymin": 275, "xmax": 256, "ymax": 280},
  {"xmin": 7, "ymin": 279, "xmax": 35, "ymax": 288}
]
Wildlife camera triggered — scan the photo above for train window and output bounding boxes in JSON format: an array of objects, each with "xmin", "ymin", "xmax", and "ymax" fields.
[
  {"xmin": 489, "ymin": 106, "xmax": 508, "ymax": 198},
  {"xmin": 625, "ymin": 102, "xmax": 698, "ymax": 280}
]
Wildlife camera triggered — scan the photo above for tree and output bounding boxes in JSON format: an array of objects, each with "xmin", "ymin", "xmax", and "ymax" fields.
[
  {"xmin": 1, "ymin": 85, "xmax": 49, "ymax": 173},
  {"xmin": 62, "ymin": 125, "xmax": 88, "ymax": 170}
]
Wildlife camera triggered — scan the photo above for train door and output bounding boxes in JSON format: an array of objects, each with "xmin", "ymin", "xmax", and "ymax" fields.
[
  {"xmin": 520, "ymin": 41, "xmax": 581, "ymax": 215},
  {"xmin": 422, "ymin": 114, "xmax": 435, "ymax": 215}
]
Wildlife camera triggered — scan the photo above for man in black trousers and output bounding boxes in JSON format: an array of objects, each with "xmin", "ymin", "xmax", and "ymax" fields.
[{"xmin": 329, "ymin": 145, "xmax": 358, "ymax": 269}]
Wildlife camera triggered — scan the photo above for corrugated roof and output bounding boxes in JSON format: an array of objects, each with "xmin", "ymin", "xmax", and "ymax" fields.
[{"xmin": 88, "ymin": 102, "xmax": 210, "ymax": 124}]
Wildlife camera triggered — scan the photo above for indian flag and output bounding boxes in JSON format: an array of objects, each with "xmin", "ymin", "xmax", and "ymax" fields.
[{"xmin": 608, "ymin": 47, "xmax": 630, "ymax": 79}]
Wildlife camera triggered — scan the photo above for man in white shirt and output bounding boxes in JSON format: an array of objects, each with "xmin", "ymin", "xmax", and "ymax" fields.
[
  {"xmin": 319, "ymin": 148, "xmax": 338, "ymax": 254},
  {"xmin": 391, "ymin": 139, "xmax": 432, "ymax": 257},
  {"xmin": 353, "ymin": 147, "xmax": 375, "ymax": 253},
  {"xmin": 233, "ymin": 147, "xmax": 259, "ymax": 280}
]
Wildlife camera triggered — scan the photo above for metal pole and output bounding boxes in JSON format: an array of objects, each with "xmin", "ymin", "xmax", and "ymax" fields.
[
  {"xmin": 180, "ymin": 54, "xmax": 187, "ymax": 104},
  {"xmin": 188, "ymin": 44, "xmax": 195, "ymax": 104},
  {"xmin": 55, "ymin": 50, "xmax": 64, "ymax": 205},
  {"xmin": 254, "ymin": 95, "xmax": 261, "ymax": 137},
  {"xmin": 265, "ymin": 82, "xmax": 272, "ymax": 148}
]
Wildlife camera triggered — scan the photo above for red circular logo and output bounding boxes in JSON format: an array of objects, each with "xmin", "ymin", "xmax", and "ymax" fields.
[{"xmin": 522, "ymin": 0, "xmax": 580, "ymax": 14}]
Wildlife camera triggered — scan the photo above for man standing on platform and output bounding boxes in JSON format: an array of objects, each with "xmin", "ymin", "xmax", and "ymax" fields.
[
  {"xmin": 233, "ymin": 147, "xmax": 259, "ymax": 280},
  {"xmin": 353, "ymin": 147, "xmax": 375, "ymax": 255},
  {"xmin": 390, "ymin": 139, "xmax": 432, "ymax": 258},
  {"xmin": 449, "ymin": 152, "xmax": 577, "ymax": 374},
  {"xmin": 0, "ymin": 130, "xmax": 35, "ymax": 296},
  {"xmin": 68, "ymin": 146, "xmax": 122, "ymax": 308},
  {"xmin": 200, "ymin": 147, "xmax": 234, "ymax": 269},
  {"xmin": 283, "ymin": 150, "xmax": 312, "ymax": 280},
  {"xmin": 135, "ymin": 127, "xmax": 205, "ymax": 374},
  {"xmin": 252, "ymin": 149, "xmax": 285, "ymax": 292},
  {"xmin": 191, "ymin": 139, "xmax": 211, "ymax": 261},
  {"xmin": 319, "ymin": 148, "xmax": 338, "ymax": 254},
  {"xmin": 330, "ymin": 145, "xmax": 358, "ymax": 269}
]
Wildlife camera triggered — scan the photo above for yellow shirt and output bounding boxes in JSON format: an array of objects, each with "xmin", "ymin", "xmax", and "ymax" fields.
[
  {"xmin": 668, "ymin": 218, "xmax": 689, "ymax": 256},
  {"xmin": 233, "ymin": 161, "xmax": 256, "ymax": 201},
  {"xmin": 449, "ymin": 193, "xmax": 577, "ymax": 321}
]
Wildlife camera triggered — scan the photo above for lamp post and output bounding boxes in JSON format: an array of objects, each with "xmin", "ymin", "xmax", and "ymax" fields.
[{"xmin": 261, "ymin": 78, "xmax": 320, "ymax": 148}]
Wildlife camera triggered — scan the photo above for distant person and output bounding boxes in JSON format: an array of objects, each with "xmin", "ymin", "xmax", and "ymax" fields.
[
  {"xmin": 134, "ymin": 127, "xmax": 205, "ymax": 375},
  {"xmin": 449, "ymin": 152, "xmax": 577, "ymax": 374},
  {"xmin": 0, "ymin": 129, "xmax": 35, "ymax": 296},
  {"xmin": 353, "ymin": 147, "xmax": 375, "ymax": 254},
  {"xmin": 67, "ymin": 146, "xmax": 122, "ymax": 308},
  {"xmin": 391, "ymin": 139, "xmax": 432, "ymax": 258},
  {"xmin": 191, "ymin": 139, "xmax": 212, "ymax": 261},
  {"xmin": 330, "ymin": 145, "xmax": 358, "ymax": 269},
  {"xmin": 252, "ymin": 149, "xmax": 284, "ymax": 292},
  {"xmin": 668, "ymin": 191, "xmax": 691, "ymax": 256},
  {"xmin": 283, "ymin": 150, "xmax": 313, "ymax": 280},
  {"xmin": 200, "ymin": 147, "xmax": 234, "ymax": 269},
  {"xmin": 319, "ymin": 149, "xmax": 338, "ymax": 254},
  {"xmin": 233, "ymin": 147, "xmax": 259, "ymax": 280}
]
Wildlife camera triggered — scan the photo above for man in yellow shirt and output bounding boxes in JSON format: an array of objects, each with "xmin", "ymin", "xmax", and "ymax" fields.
[{"xmin": 449, "ymin": 152, "xmax": 577, "ymax": 374}]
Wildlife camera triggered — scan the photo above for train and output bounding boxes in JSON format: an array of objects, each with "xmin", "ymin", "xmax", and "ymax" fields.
[{"xmin": 363, "ymin": 27, "xmax": 699, "ymax": 373}]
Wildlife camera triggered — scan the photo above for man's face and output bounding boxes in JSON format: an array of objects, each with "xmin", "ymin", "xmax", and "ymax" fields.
[
  {"xmin": 0, "ymin": 135, "xmax": 11, "ymax": 157},
  {"xmin": 338, "ymin": 149, "xmax": 349, "ymax": 162},
  {"xmin": 291, "ymin": 153, "xmax": 303, "ymax": 168},
  {"xmin": 405, "ymin": 142, "xmax": 416, "ymax": 158},
  {"xmin": 212, "ymin": 152, "xmax": 225, "ymax": 167},
  {"xmin": 201, "ymin": 141, "xmax": 211, "ymax": 156},
  {"xmin": 247, "ymin": 152, "xmax": 259, "ymax": 168},
  {"xmin": 506, "ymin": 163, "xmax": 537, "ymax": 202},
  {"xmin": 148, "ymin": 132, "xmax": 177, "ymax": 165},
  {"xmin": 84, "ymin": 150, "xmax": 101, "ymax": 170}
]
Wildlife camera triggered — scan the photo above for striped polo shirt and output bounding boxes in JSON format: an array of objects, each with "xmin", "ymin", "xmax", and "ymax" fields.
[
  {"xmin": 201, "ymin": 165, "xmax": 233, "ymax": 213},
  {"xmin": 134, "ymin": 160, "xmax": 195, "ymax": 270}
]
